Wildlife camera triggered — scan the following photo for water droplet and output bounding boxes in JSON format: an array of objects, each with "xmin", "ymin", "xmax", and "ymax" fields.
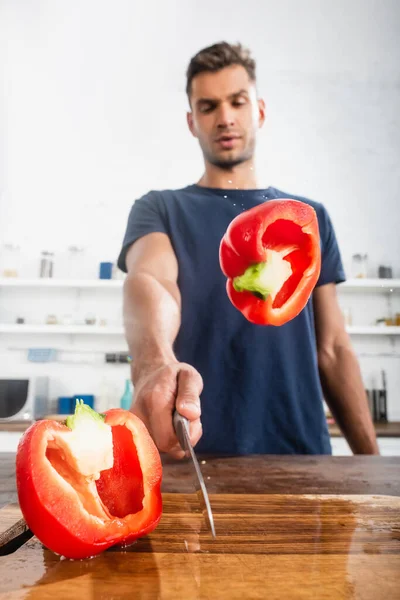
[
  {"xmin": 233, "ymin": 203, "xmax": 236, "ymax": 206},
  {"xmin": 228, "ymin": 179, "xmax": 232, "ymax": 184},
  {"xmin": 223, "ymin": 195, "xmax": 228, "ymax": 199}
]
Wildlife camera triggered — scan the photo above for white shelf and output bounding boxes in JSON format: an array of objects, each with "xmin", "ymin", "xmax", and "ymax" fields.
[
  {"xmin": 0, "ymin": 325, "xmax": 124, "ymax": 335},
  {"xmin": 339, "ymin": 279, "xmax": 400, "ymax": 290},
  {"xmin": 347, "ymin": 326, "xmax": 400, "ymax": 335},
  {"xmin": 0, "ymin": 324, "xmax": 399, "ymax": 336},
  {"xmin": 0, "ymin": 278, "xmax": 123, "ymax": 288},
  {"xmin": 0, "ymin": 277, "xmax": 398, "ymax": 290}
]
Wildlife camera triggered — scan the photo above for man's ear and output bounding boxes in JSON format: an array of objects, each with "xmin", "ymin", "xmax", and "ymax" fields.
[
  {"xmin": 257, "ymin": 98, "xmax": 266, "ymax": 129},
  {"xmin": 187, "ymin": 112, "xmax": 198, "ymax": 138}
]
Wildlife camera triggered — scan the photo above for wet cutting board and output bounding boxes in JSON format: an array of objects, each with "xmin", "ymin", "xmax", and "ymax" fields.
[
  {"xmin": 0, "ymin": 504, "xmax": 26, "ymax": 547},
  {"xmin": 1, "ymin": 493, "xmax": 400, "ymax": 599}
]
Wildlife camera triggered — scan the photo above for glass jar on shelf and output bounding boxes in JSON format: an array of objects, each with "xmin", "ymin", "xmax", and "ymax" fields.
[
  {"xmin": 342, "ymin": 307, "xmax": 352, "ymax": 326},
  {"xmin": 66, "ymin": 246, "xmax": 86, "ymax": 279},
  {"xmin": 39, "ymin": 251, "xmax": 54, "ymax": 278},
  {"xmin": 351, "ymin": 253, "xmax": 368, "ymax": 278},
  {"xmin": 2, "ymin": 243, "xmax": 21, "ymax": 277}
]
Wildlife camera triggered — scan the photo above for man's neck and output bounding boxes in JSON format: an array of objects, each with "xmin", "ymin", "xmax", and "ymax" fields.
[{"xmin": 197, "ymin": 159, "xmax": 260, "ymax": 190}]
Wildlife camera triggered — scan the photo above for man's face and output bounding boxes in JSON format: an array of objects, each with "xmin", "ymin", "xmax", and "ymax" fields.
[{"xmin": 187, "ymin": 65, "xmax": 265, "ymax": 170}]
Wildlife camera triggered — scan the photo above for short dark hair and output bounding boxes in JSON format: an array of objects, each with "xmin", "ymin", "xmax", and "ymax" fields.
[{"xmin": 186, "ymin": 41, "xmax": 256, "ymax": 98}]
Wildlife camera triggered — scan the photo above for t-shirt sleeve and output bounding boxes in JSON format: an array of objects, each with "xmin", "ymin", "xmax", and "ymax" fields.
[
  {"xmin": 117, "ymin": 192, "xmax": 168, "ymax": 272},
  {"xmin": 315, "ymin": 204, "xmax": 346, "ymax": 286}
]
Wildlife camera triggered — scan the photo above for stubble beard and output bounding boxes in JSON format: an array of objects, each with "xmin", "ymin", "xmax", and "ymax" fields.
[{"xmin": 200, "ymin": 136, "xmax": 256, "ymax": 171}]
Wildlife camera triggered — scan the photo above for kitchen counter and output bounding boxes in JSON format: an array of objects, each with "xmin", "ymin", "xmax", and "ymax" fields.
[
  {"xmin": 329, "ymin": 420, "xmax": 400, "ymax": 437},
  {"xmin": 3, "ymin": 419, "xmax": 400, "ymax": 436},
  {"xmin": 1, "ymin": 454, "xmax": 399, "ymax": 599},
  {"xmin": 0, "ymin": 422, "xmax": 34, "ymax": 432}
]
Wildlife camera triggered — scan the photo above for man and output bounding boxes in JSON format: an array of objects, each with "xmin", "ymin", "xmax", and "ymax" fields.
[{"xmin": 118, "ymin": 42, "xmax": 379, "ymax": 457}]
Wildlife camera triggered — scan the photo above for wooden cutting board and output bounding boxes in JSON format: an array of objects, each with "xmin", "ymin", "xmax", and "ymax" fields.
[
  {"xmin": 1, "ymin": 493, "xmax": 399, "ymax": 599},
  {"xmin": 0, "ymin": 504, "xmax": 26, "ymax": 547}
]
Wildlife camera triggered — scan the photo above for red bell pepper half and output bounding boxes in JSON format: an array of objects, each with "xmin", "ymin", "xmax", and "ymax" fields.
[
  {"xmin": 219, "ymin": 199, "xmax": 321, "ymax": 325},
  {"xmin": 16, "ymin": 401, "xmax": 162, "ymax": 559}
]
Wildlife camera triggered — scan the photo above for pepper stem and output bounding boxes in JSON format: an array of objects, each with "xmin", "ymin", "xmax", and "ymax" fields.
[
  {"xmin": 233, "ymin": 250, "xmax": 293, "ymax": 301},
  {"xmin": 66, "ymin": 399, "xmax": 105, "ymax": 430}
]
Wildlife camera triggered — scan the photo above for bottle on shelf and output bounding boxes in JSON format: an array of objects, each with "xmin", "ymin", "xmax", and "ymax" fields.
[
  {"xmin": 120, "ymin": 379, "xmax": 133, "ymax": 410},
  {"xmin": 96, "ymin": 378, "xmax": 113, "ymax": 413}
]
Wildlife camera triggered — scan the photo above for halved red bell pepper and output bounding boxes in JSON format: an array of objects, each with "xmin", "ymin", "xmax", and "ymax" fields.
[
  {"xmin": 219, "ymin": 199, "xmax": 321, "ymax": 325},
  {"xmin": 16, "ymin": 401, "xmax": 162, "ymax": 559}
]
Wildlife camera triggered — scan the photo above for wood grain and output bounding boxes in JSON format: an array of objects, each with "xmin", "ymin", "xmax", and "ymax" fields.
[
  {"xmin": 0, "ymin": 493, "xmax": 399, "ymax": 599},
  {"xmin": 0, "ymin": 504, "xmax": 26, "ymax": 547},
  {"xmin": 2, "ymin": 454, "xmax": 400, "ymax": 509}
]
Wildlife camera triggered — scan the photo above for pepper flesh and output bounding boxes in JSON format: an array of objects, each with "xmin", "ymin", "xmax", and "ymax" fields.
[
  {"xmin": 219, "ymin": 199, "xmax": 321, "ymax": 325},
  {"xmin": 16, "ymin": 403, "xmax": 162, "ymax": 559}
]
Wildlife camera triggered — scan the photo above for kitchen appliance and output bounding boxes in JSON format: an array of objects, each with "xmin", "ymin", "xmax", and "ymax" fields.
[{"xmin": 0, "ymin": 377, "xmax": 49, "ymax": 421}]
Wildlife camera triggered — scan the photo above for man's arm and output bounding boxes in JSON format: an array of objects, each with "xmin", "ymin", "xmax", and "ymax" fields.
[
  {"xmin": 313, "ymin": 283, "xmax": 379, "ymax": 454},
  {"xmin": 124, "ymin": 232, "xmax": 181, "ymax": 380},
  {"xmin": 123, "ymin": 232, "xmax": 203, "ymax": 457}
]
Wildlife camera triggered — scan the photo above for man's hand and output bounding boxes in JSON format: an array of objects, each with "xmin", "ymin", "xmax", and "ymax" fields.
[{"xmin": 131, "ymin": 362, "xmax": 203, "ymax": 459}]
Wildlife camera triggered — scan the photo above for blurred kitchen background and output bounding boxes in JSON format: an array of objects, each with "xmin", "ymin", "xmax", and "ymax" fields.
[{"xmin": 0, "ymin": 0, "xmax": 399, "ymax": 454}]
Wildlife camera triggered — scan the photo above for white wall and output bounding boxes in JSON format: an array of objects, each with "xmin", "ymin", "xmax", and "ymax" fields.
[
  {"xmin": 1, "ymin": 0, "xmax": 400, "ymax": 273},
  {"xmin": 1, "ymin": 1, "xmax": 400, "ymax": 420}
]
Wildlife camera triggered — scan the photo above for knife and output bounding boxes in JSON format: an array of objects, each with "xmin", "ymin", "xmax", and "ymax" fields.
[{"xmin": 173, "ymin": 410, "xmax": 216, "ymax": 537}]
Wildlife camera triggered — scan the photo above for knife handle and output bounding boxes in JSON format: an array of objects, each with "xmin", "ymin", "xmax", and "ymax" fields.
[{"xmin": 173, "ymin": 409, "xmax": 190, "ymax": 454}]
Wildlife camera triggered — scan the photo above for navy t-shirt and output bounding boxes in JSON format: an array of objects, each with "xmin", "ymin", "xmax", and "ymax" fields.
[{"xmin": 118, "ymin": 185, "xmax": 346, "ymax": 455}]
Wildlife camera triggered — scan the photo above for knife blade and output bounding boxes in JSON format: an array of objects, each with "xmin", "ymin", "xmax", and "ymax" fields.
[{"xmin": 173, "ymin": 410, "xmax": 216, "ymax": 537}]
